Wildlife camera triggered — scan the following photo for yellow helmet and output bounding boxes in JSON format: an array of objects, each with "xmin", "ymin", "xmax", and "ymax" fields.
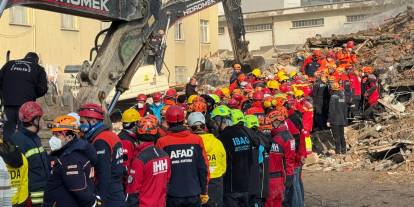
[
  {"xmin": 266, "ymin": 80, "xmax": 280, "ymax": 90},
  {"xmin": 121, "ymin": 108, "xmax": 141, "ymax": 123},
  {"xmin": 221, "ymin": 87, "xmax": 231, "ymax": 98},
  {"xmin": 187, "ymin": 95, "xmax": 198, "ymax": 104},
  {"xmin": 289, "ymin": 71, "xmax": 298, "ymax": 78},
  {"xmin": 50, "ymin": 115, "xmax": 78, "ymax": 132},
  {"xmin": 252, "ymin": 68, "xmax": 262, "ymax": 78},
  {"xmin": 293, "ymin": 89, "xmax": 304, "ymax": 97},
  {"xmin": 277, "ymin": 70, "xmax": 286, "ymax": 79},
  {"xmin": 263, "ymin": 97, "xmax": 273, "ymax": 108},
  {"xmin": 279, "ymin": 75, "xmax": 290, "ymax": 82}
]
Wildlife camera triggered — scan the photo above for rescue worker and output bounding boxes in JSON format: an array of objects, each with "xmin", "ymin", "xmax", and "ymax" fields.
[
  {"xmin": 266, "ymin": 108, "xmax": 296, "ymax": 207},
  {"xmin": 118, "ymin": 108, "xmax": 141, "ymax": 206},
  {"xmin": 362, "ymin": 67, "xmax": 379, "ymax": 120},
  {"xmin": 11, "ymin": 101, "xmax": 49, "ymax": 207},
  {"xmin": 312, "ymin": 73, "xmax": 329, "ymax": 130},
  {"xmin": 212, "ymin": 105, "xmax": 253, "ymax": 207},
  {"xmin": 135, "ymin": 94, "xmax": 151, "ymax": 117},
  {"xmin": 230, "ymin": 63, "xmax": 243, "ymax": 84},
  {"xmin": 149, "ymin": 92, "xmax": 165, "ymax": 122},
  {"xmin": 78, "ymin": 103, "xmax": 126, "ymax": 207},
  {"xmin": 327, "ymin": 82, "xmax": 348, "ymax": 154},
  {"xmin": 188, "ymin": 112, "xmax": 226, "ymax": 207},
  {"xmin": 127, "ymin": 115, "xmax": 171, "ymax": 207},
  {"xmin": 156, "ymin": 106, "xmax": 209, "ymax": 207},
  {"xmin": 164, "ymin": 89, "xmax": 178, "ymax": 106},
  {"xmin": 0, "ymin": 139, "xmax": 29, "ymax": 207},
  {"xmin": 302, "ymin": 50, "xmax": 321, "ymax": 77},
  {"xmin": 0, "ymin": 155, "xmax": 12, "ymax": 207},
  {"xmin": 0, "ymin": 52, "xmax": 48, "ymax": 140},
  {"xmin": 186, "ymin": 77, "xmax": 199, "ymax": 98},
  {"xmin": 44, "ymin": 115, "xmax": 100, "ymax": 207},
  {"xmin": 349, "ymin": 69, "xmax": 362, "ymax": 118}
]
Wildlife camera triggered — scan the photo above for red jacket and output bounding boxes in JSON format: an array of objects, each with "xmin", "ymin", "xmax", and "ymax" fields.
[
  {"xmin": 349, "ymin": 73, "xmax": 362, "ymax": 96},
  {"xmin": 127, "ymin": 142, "xmax": 171, "ymax": 207},
  {"xmin": 270, "ymin": 125, "xmax": 296, "ymax": 176},
  {"xmin": 297, "ymin": 99, "xmax": 314, "ymax": 132},
  {"xmin": 365, "ymin": 76, "xmax": 379, "ymax": 106}
]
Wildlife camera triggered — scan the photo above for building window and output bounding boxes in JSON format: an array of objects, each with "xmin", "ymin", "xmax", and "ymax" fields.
[
  {"xmin": 175, "ymin": 20, "xmax": 184, "ymax": 40},
  {"xmin": 200, "ymin": 20, "xmax": 209, "ymax": 43},
  {"xmin": 175, "ymin": 66, "xmax": 187, "ymax": 85},
  {"xmin": 61, "ymin": 14, "xmax": 78, "ymax": 30},
  {"xmin": 292, "ymin": 18, "xmax": 324, "ymax": 28},
  {"xmin": 218, "ymin": 27, "xmax": 225, "ymax": 35},
  {"xmin": 346, "ymin": 14, "xmax": 367, "ymax": 23},
  {"xmin": 245, "ymin": 24, "xmax": 272, "ymax": 32},
  {"xmin": 9, "ymin": 6, "xmax": 28, "ymax": 25}
]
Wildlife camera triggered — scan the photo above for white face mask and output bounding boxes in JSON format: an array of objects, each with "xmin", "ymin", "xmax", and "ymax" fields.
[
  {"xmin": 137, "ymin": 103, "xmax": 144, "ymax": 109},
  {"xmin": 155, "ymin": 102, "xmax": 161, "ymax": 106},
  {"xmin": 49, "ymin": 136, "xmax": 63, "ymax": 151}
]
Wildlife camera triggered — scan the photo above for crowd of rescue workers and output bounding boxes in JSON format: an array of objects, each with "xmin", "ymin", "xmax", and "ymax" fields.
[{"xmin": 0, "ymin": 40, "xmax": 380, "ymax": 207}]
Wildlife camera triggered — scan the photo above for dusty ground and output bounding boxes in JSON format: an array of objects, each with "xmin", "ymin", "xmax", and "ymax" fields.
[{"xmin": 304, "ymin": 170, "xmax": 414, "ymax": 207}]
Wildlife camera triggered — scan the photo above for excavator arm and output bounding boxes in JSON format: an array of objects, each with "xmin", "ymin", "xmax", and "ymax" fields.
[{"xmin": 0, "ymin": 0, "xmax": 261, "ymax": 113}]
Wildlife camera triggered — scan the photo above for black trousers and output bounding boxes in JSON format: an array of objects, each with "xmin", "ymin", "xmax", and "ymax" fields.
[
  {"xmin": 203, "ymin": 177, "xmax": 223, "ymax": 207},
  {"xmin": 167, "ymin": 195, "xmax": 201, "ymax": 207},
  {"xmin": 332, "ymin": 125, "xmax": 346, "ymax": 154},
  {"xmin": 224, "ymin": 192, "xmax": 249, "ymax": 207},
  {"xmin": 3, "ymin": 106, "xmax": 20, "ymax": 141}
]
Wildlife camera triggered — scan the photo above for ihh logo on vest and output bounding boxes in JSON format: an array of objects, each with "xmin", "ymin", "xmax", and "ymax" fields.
[{"xmin": 153, "ymin": 159, "xmax": 168, "ymax": 175}]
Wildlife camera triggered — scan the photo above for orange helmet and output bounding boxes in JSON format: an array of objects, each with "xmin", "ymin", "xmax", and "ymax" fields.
[
  {"xmin": 331, "ymin": 82, "xmax": 342, "ymax": 91},
  {"xmin": 137, "ymin": 115, "xmax": 158, "ymax": 135},
  {"xmin": 50, "ymin": 115, "xmax": 78, "ymax": 132},
  {"xmin": 362, "ymin": 66, "xmax": 374, "ymax": 74},
  {"xmin": 267, "ymin": 107, "xmax": 288, "ymax": 122},
  {"xmin": 190, "ymin": 101, "xmax": 207, "ymax": 113},
  {"xmin": 238, "ymin": 74, "xmax": 246, "ymax": 82}
]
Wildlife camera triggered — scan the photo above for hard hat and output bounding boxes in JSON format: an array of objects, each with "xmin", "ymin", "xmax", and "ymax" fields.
[
  {"xmin": 279, "ymin": 84, "xmax": 291, "ymax": 93},
  {"xmin": 230, "ymin": 109, "xmax": 245, "ymax": 125},
  {"xmin": 228, "ymin": 98, "xmax": 239, "ymax": 109},
  {"xmin": 67, "ymin": 112, "xmax": 81, "ymax": 126},
  {"xmin": 313, "ymin": 50, "xmax": 321, "ymax": 57},
  {"xmin": 136, "ymin": 94, "xmax": 147, "ymax": 102},
  {"xmin": 165, "ymin": 106, "xmax": 185, "ymax": 123},
  {"xmin": 279, "ymin": 75, "xmax": 290, "ymax": 82},
  {"xmin": 245, "ymin": 107, "xmax": 265, "ymax": 116},
  {"xmin": 346, "ymin": 40, "xmax": 355, "ymax": 49},
  {"xmin": 253, "ymin": 91, "xmax": 264, "ymax": 101},
  {"xmin": 211, "ymin": 105, "xmax": 231, "ymax": 119},
  {"xmin": 289, "ymin": 71, "xmax": 298, "ymax": 78},
  {"xmin": 262, "ymin": 88, "xmax": 271, "ymax": 95},
  {"xmin": 277, "ymin": 71, "xmax": 286, "ymax": 79},
  {"xmin": 237, "ymin": 74, "xmax": 246, "ymax": 82},
  {"xmin": 79, "ymin": 103, "xmax": 105, "ymax": 120},
  {"xmin": 137, "ymin": 115, "xmax": 158, "ymax": 136},
  {"xmin": 50, "ymin": 115, "xmax": 78, "ymax": 132},
  {"xmin": 245, "ymin": 115, "xmax": 260, "ymax": 129},
  {"xmin": 263, "ymin": 97, "xmax": 273, "ymax": 108},
  {"xmin": 362, "ymin": 66, "xmax": 374, "ymax": 74},
  {"xmin": 302, "ymin": 87, "xmax": 312, "ymax": 97},
  {"xmin": 152, "ymin": 92, "xmax": 163, "ymax": 102},
  {"xmin": 165, "ymin": 89, "xmax": 177, "ymax": 98},
  {"xmin": 252, "ymin": 68, "xmax": 262, "ymax": 78},
  {"xmin": 187, "ymin": 95, "xmax": 199, "ymax": 104},
  {"xmin": 221, "ymin": 88, "xmax": 231, "ymax": 98},
  {"xmin": 233, "ymin": 94, "xmax": 244, "ymax": 102},
  {"xmin": 327, "ymin": 50, "xmax": 336, "ymax": 58},
  {"xmin": 187, "ymin": 112, "xmax": 206, "ymax": 126},
  {"xmin": 266, "ymin": 80, "xmax": 280, "ymax": 90},
  {"xmin": 214, "ymin": 89, "xmax": 224, "ymax": 98},
  {"xmin": 190, "ymin": 101, "xmax": 207, "ymax": 113},
  {"xmin": 121, "ymin": 108, "xmax": 141, "ymax": 123},
  {"xmin": 293, "ymin": 89, "xmax": 305, "ymax": 98},
  {"xmin": 273, "ymin": 96, "xmax": 287, "ymax": 107},
  {"xmin": 232, "ymin": 89, "xmax": 242, "ymax": 95},
  {"xmin": 331, "ymin": 82, "xmax": 342, "ymax": 91},
  {"xmin": 208, "ymin": 94, "xmax": 221, "ymax": 104},
  {"xmin": 19, "ymin": 101, "xmax": 43, "ymax": 123},
  {"xmin": 267, "ymin": 107, "xmax": 288, "ymax": 122}
]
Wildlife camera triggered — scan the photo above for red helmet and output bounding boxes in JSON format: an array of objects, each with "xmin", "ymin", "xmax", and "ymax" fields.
[
  {"xmin": 327, "ymin": 50, "xmax": 336, "ymax": 59},
  {"xmin": 346, "ymin": 40, "xmax": 355, "ymax": 49},
  {"xmin": 79, "ymin": 103, "xmax": 105, "ymax": 120},
  {"xmin": 19, "ymin": 101, "xmax": 43, "ymax": 123},
  {"xmin": 279, "ymin": 84, "xmax": 291, "ymax": 93},
  {"xmin": 262, "ymin": 87, "xmax": 271, "ymax": 95},
  {"xmin": 303, "ymin": 87, "xmax": 312, "ymax": 97},
  {"xmin": 214, "ymin": 89, "xmax": 224, "ymax": 98},
  {"xmin": 136, "ymin": 94, "xmax": 147, "ymax": 102},
  {"xmin": 152, "ymin": 92, "xmax": 162, "ymax": 102},
  {"xmin": 165, "ymin": 105, "xmax": 185, "ymax": 123},
  {"xmin": 165, "ymin": 89, "xmax": 177, "ymax": 98},
  {"xmin": 228, "ymin": 99, "xmax": 239, "ymax": 109},
  {"xmin": 245, "ymin": 107, "xmax": 265, "ymax": 116},
  {"xmin": 252, "ymin": 91, "xmax": 264, "ymax": 101},
  {"xmin": 313, "ymin": 50, "xmax": 321, "ymax": 57}
]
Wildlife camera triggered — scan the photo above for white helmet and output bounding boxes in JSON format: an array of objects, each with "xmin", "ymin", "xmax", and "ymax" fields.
[{"xmin": 187, "ymin": 112, "xmax": 206, "ymax": 126}]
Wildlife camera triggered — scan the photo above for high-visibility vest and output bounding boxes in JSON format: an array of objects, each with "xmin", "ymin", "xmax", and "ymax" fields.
[{"xmin": 7, "ymin": 155, "xmax": 29, "ymax": 205}]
